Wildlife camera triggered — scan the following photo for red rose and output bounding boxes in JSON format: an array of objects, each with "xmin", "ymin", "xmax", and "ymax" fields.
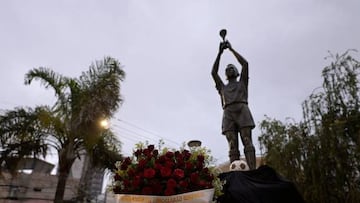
[
  {"xmin": 196, "ymin": 162, "xmax": 204, "ymax": 170},
  {"xmin": 167, "ymin": 178, "xmax": 177, "ymax": 189},
  {"xmin": 197, "ymin": 155, "xmax": 205, "ymax": 163},
  {"xmin": 144, "ymin": 168, "xmax": 156, "ymax": 179},
  {"xmin": 179, "ymin": 180, "xmax": 188, "ymax": 188},
  {"xmin": 125, "ymin": 157, "xmax": 132, "ymax": 164},
  {"xmin": 153, "ymin": 149, "xmax": 159, "ymax": 157},
  {"xmin": 173, "ymin": 168, "xmax": 185, "ymax": 180},
  {"xmin": 199, "ymin": 180, "xmax": 207, "ymax": 187},
  {"xmin": 165, "ymin": 160, "xmax": 174, "ymax": 169},
  {"xmin": 157, "ymin": 155, "xmax": 166, "ymax": 163},
  {"xmin": 141, "ymin": 186, "xmax": 153, "ymax": 195},
  {"xmin": 151, "ymin": 181, "xmax": 163, "ymax": 195},
  {"xmin": 143, "ymin": 148, "xmax": 151, "ymax": 157},
  {"xmin": 182, "ymin": 150, "xmax": 191, "ymax": 160},
  {"xmin": 165, "ymin": 151, "xmax": 174, "ymax": 158},
  {"xmin": 134, "ymin": 149, "xmax": 142, "ymax": 158},
  {"xmin": 123, "ymin": 179, "xmax": 130, "ymax": 187},
  {"xmin": 155, "ymin": 163, "xmax": 162, "ymax": 170},
  {"xmin": 190, "ymin": 172, "xmax": 199, "ymax": 184},
  {"xmin": 147, "ymin": 144, "xmax": 155, "ymax": 152},
  {"xmin": 164, "ymin": 187, "xmax": 176, "ymax": 196},
  {"xmin": 160, "ymin": 166, "xmax": 172, "ymax": 177},
  {"xmin": 127, "ymin": 168, "xmax": 136, "ymax": 176},
  {"xmin": 201, "ymin": 167, "xmax": 209, "ymax": 173},
  {"xmin": 204, "ymin": 171, "xmax": 214, "ymax": 181},
  {"xmin": 185, "ymin": 162, "xmax": 194, "ymax": 170},
  {"xmin": 132, "ymin": 175, "xmax": 142, "ymax": 188},
  {"xmin": 138, "ymin": 159, "xmax": 147, "ymax": 169},
  {"xmin": 114, "ymin": 173, "xmax": 122, "ymax": 181},
  {"xmin": 121, "ymin": 158, "xmax": 131, "ymax": 170}
]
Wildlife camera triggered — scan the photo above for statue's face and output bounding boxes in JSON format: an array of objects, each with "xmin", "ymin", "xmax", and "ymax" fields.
[{"xmin": 226, "ymin": 64, "xmax": 239, "ymax": 79}]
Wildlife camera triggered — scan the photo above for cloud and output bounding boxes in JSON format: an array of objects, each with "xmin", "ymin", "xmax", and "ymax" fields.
[{"xmin": 1, "ymin": 0, "xmax": 360, "ymax": 164}]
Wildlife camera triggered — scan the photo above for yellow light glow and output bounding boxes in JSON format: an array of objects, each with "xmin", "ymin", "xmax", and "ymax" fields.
[{"xmin": 100, "ymin": 119, "xmax": 110, "ymax": 129}]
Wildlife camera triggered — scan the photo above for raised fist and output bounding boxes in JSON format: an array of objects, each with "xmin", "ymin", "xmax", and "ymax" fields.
[
  {"xmin": 218, "ymin": 42, "xmax": 226, "ymax": 53},
  {"xmin": 224, "ymin": 40, "xmax": 232, "ymax": 49}
]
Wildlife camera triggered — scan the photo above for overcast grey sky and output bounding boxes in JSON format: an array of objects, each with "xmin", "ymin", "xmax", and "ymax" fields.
[{"xmin": 1, "ymin": 0, "xmax": 360, "ymax": 165}]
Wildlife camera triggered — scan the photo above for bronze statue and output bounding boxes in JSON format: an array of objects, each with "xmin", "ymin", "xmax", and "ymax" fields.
[{"xmin": 211, "ymin": 29, "xmax": 256, "ymax": 170}]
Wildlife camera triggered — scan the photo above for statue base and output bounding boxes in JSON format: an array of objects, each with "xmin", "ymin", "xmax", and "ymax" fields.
[{"xmin": 217, "ymin": 165, "xmax": 304, "ymax": 203}]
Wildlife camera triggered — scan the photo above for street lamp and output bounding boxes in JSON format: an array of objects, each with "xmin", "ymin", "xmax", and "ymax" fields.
[
  {"xmin": 187, "ymin": 140, "xmax": 202, "ymax": 148},
  {"xmin": 99, "ymin": 119, "xmax": 110, "ymax": 129}
]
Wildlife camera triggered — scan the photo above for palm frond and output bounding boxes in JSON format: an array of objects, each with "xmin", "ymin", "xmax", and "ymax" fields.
[
  {"xmin": 24, "ymin": 67, "xmax": 70, "ymax": 111},
  {"xmin": 77, "ymin": 57, "xmax": 125, "ymax": 123},
  {"xmin": 87, "ymin": 130, "xmax": 123, "ymax": 170}
]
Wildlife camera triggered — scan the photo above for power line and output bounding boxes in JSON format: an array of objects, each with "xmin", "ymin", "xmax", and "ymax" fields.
[
  {"xmin": 112, "ymin": 124, "xmax": 178, "ymax": 150},
  {"xmin": 113, "ymin": 124, "xmax": 160, "ymax": 143},
  {"xmin": 114, "ymin": 118, "xmax": 182, "ymax": 147},
  {"xmin": 112, "ymin": 128, "xmax": 140, "ymax": 143}
]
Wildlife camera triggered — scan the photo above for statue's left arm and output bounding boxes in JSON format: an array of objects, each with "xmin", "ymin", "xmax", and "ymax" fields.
[{"xmin": 228, "ymin": 43, "xmax": 249, "ymax": 86}]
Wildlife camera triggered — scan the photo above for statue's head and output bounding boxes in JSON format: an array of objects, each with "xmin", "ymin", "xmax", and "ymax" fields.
[{"xmin": 225, "ymin": 64, "xmax": 239, "ymax": 79}]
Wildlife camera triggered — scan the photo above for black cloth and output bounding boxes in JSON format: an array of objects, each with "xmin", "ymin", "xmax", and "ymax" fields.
[{"xmin": 217, "ymin": 165, "xmax": 305, "ymax": 203}]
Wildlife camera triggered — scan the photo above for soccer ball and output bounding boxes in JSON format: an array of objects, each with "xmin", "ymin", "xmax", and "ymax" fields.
[{"xmin": 229, "ymin": 160, "xmax": 249, "ymax": 171}]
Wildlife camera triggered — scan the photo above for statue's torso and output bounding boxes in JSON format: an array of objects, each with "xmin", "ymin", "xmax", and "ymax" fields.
[{"xmin": 220, "ymin": 80, "xmax": 248, "ymax": 109}]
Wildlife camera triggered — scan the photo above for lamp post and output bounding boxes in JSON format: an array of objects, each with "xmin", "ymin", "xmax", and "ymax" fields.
[{"xmin": 187, "ymin": 140, "xmax": 202, "ymax": 148}]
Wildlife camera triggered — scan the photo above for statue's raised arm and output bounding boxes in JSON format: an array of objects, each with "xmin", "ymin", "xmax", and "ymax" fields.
[
  {"xmin": 211, "ymin": 42, "xmax": 227, "ymax": 91},
  {"xmin": 227, "ymin": 42, "xmax": 249, "ymax": 87}
]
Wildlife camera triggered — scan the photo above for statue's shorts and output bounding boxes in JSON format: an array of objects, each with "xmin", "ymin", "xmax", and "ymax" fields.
[{"xmin": 222, "ymin": 103, "xmax": 255, "ymax": 135}]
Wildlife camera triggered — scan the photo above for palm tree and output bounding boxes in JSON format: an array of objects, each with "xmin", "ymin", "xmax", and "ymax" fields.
[
  {"xmin": 0, "ymin": 106, "xmax": 49, "ymax": 175},
  {"xmin": 0, "ymin": 57, "xmax": 125, "ymax": 202}
]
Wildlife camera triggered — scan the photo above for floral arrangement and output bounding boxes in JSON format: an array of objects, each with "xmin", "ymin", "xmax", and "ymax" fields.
[{"xmin": 112, "ymin": 143, "xmax": 221, "ymax": 197}]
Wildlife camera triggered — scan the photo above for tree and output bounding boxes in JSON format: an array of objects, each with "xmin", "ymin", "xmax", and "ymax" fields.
[
  {"xmin": 0, "ymin": 57, "xmax": 125, "ymax": 202},
  {"xmin": 259, "ymin": 51, "xmax": 360, "ymax": 203},
  {"xmin": 0, "ymin": 107, "xmax": 48, "ymax": 175}
]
